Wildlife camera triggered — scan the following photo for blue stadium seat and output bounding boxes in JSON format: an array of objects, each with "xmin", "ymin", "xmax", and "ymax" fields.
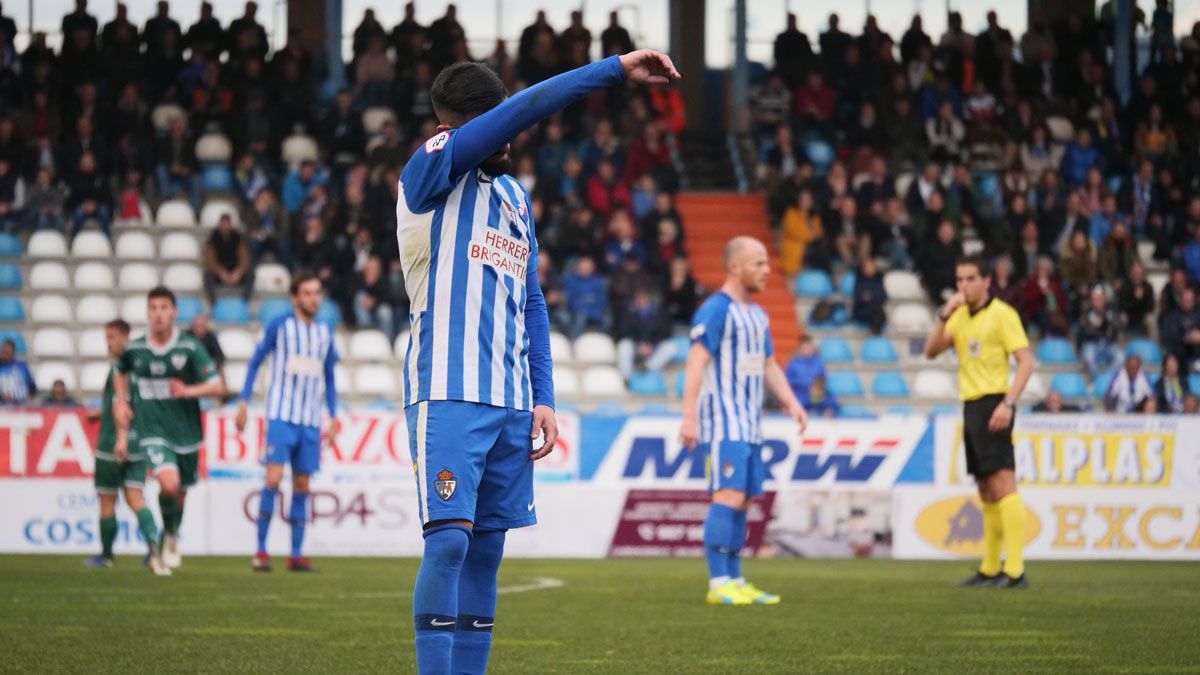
[
  {"xmin": 1092, "ymin": 372, "xmax": 1113, "ymax": 399},
  {"xmin": 860, "ymin": 337, "xmax": 898, "ymax": 363},
  {"xmin": 872, "ymin": 372, "xmax": 909, "ymax": 398},
  {"xmin": 0, "ymin": 263, "xmax": 20, "ymax": 289},
  {"xmin": 366, "ymin": 399, "xmax": 396, "ymax": 411},
  {"xmin": 257, "ymin": 298, "xmax": 292, "ymax": 323},
  {"xmin": 838, "ymin": 404, "xmax": 877, "ymax": 419},
  {"xmin": 629, "ymin": 371, "xmax": 667, "ymax": 396},
  {"xmin": 827, "ymin": 372, "xmax": 864, "ymax": 397},
  {"xmin": 837, "ymin": 272, "xmax": 856, "ymax": 296},
  {"xmin": 1190, "ymin": 374, "xmax": 1200, "ymax": 395},
  {"xmin": 794, "ymin": 270, "xmax": 834, "ymax": 298},
  {"xmin": 930, "ymin": 404, "xmax": 959, "ymax": 416},
  {"xmin": 175, "ymin": 296, "xmax": 203, "ymax": 325},
  {"xmin": 1050, "ymin": 372, "xmax": 1088, "ymax": 399},
  {"xmin": 0, "ymin": 233, "xmax": 19, "ymax": 256},
  {"xmin": 808, "ymin": 303, "xmax": 848, "ymax": 328},
  {"xmin": 0, "ymin": 297, "xmax": 23, "ymax": 322},
  {"xmin": 1037, "ymin": 338, "xmax": 1077, "ymax": 364},
  {"xmin": 590, "ymin": 403, "xmax": 628, "ymax": 417},
  {"xmin": 675, "ymin": 371, "xmax": 685, "ymax": 398},
  {"xmin": 818, "ymin": 338, "xmax": 853, "ymax": 363},
  {"xmin": 317, "ymin": 299, "xmax": 341, "ymax": 326},
  {"xmin": 670, "ymin": 334, "xmax": 691, "ymax": 363},
  {"xmin": 803, "ymin": 139, "xmax": 835, "ymax": 173},
  {"xmin": 976, "ymin": 172, "xmax": 1000, "ymax": 202},
  {"xmin": 1125, "ymin": 339, "xmax": 1161, "ymax": 365},
  {"xmin": 212, "ymin": 297, "xmax": 251, "ymax": 325},
  {"xmin": 637, "ymin": 403, "xmax": 674, "ymax": 415},
  {"xmin": 886, "ymin": 405, "xmax": 914, "ymax": 415},
  {"xmin": 0, "ymin": 330, "xmax": 25, "ymax": 353},
  {"xmin": 201, "ymin": 165, "xmax": 232, "ymax": 192}
]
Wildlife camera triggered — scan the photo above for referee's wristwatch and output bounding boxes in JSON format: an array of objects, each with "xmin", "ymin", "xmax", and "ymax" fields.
[{"xmin": 1002, "ymin": 398, "xmax": 1016, "ymax": 409}]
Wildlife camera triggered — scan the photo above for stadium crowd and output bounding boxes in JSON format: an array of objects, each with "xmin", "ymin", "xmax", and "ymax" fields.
[
  {"xmin": 0, "ymin": 1, "xmax": 1195, "ymax": 414},
  {"xmin": 760, "ymin": 6, "xmax": 1199, "ymax": 413}
]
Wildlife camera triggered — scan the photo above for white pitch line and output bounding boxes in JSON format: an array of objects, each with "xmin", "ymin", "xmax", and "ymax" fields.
[{"xmin": 497, "ymin": 577, "xmax": 566, "ymax": 594}]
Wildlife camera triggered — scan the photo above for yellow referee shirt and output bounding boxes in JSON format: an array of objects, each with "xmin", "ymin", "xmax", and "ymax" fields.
[{"xmin": 944, "ymin": 298, "xmax": 1030, "ymax": 401}]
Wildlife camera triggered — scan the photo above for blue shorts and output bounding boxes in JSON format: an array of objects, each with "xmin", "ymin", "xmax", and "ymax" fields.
[
  {"xmin": 702, "ymin": 441, "xmax": 766, "ymax": 496},
  {"xmin": 406, "ymin": 400, "xmax": 536, "ymax": 531},
  {"xmin": 264, "ymin": 420, "xmax": 322, "ymax": 476}
]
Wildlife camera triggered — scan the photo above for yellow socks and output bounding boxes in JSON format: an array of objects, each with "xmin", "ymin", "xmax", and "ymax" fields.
[
  {"xmin": 997, "ymin": 493, "xmax": 1026, "ymax": 578},
  {"xmin": 979, "ymin": 501, "xmax": 1003, "ymax": 576}
]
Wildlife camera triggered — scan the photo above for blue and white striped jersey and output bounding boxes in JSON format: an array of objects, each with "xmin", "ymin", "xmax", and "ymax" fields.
[
  {"xmin": 397, "ymin": 130, "xmax": 544, "ymax": 411},
  {"xmin": 240, "ymin": 314, "xmax": 338, "ymax": 428},
  {"xmin": 690, "ymin": 291, "xmax": 775, "ymax": 444}
]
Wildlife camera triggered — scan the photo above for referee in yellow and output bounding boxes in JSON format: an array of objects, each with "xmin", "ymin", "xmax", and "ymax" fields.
[{"xmin": 923, "ymin": 254, "xmax": 1034, "ymax": 588}]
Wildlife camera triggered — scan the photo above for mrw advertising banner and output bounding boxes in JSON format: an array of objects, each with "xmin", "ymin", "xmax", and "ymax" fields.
[{"xmin": 892, "ymin": 414, "xmax": 1200, "ymax": 560}]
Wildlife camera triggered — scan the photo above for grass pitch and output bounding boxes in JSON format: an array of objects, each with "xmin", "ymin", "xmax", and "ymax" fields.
[{"xmin": 1, "ymin": 556, "xmax": 1197, "ymax": 673}]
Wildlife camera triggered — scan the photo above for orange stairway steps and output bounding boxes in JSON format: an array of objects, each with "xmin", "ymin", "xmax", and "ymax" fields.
[{"xmin": 676, "ymin": 192, "xmax": 802, "ymax": 356}]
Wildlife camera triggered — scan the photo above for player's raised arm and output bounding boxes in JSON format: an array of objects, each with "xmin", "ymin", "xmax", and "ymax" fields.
[{"xmin": 447, "ymin": 50, "xmax": 680, "ymax": 178}]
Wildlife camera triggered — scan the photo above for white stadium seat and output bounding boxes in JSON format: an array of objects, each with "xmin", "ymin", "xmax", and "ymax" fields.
[
  {"xmin": 1046, "ymin": 116, "xmax": 1074, "ymax": 144},
  {"xmin": 582, "ymin": 366, "xmax": 626, "ymax": 396},
  {"xmin": 362, "ymin": 107, "xmax": 397, "ymax": 135},
  {"xmin": 29, "ymin": 262, "xmax": 69, "ymax": 290},
  {"xmin": 894, "ymin": 172, "xmax": 915, "ymax": 199},
  {"xmin": 77, "ymin": 328, "xmax": 109, "ymax": 358},
  {"xmin": 883, "ymin": 270, "xmax": 925, "ymax": 301},
  {"xmin": 162, "ymin": 263, "xmax": 203, "ymax": 292},
  {"xmin": 253, "ymin": 263, "xmax": 291, "ymax": 294},
  {"xmin": 118, "ymin": 263, "xmax": 160, "ymax": 291},
  {"xmin": 35, "ymin": 362, "xmax": 76, "ymax": 391},
  {"xmin": 335, "ymin": 332, "xmax": 350, "ymax": 360},
  {"xmin": 224, "ymin": 362, "xmax": 265, "ymax": 396},
  {"xmin": 150, "ymin": 103, "xmax": 187, "ymax": 133},
  {"xmin": 334, "ymin": 364, "xmax": 352, "ymax": 394},
  {"xmin": 80, "ymin": 361, "xmax": 110, "ymax": 393},
  {"xmin": 348, "ymin": 330, "xmax": 392, "ymax": 361},
  {"xmin": 70, "ymin": 231, "xmax": 113, "ymax": 258},
  {"xmin": 552, "ymin": 367, "xmax": 580, "ymax": 396},
  {"xmin": 30, "ymin": 295, "xmax": 72, "ymax": 323},
  {"xmin": 1148, "ymin": 271, "xmax": 1169, "ymax": 298},
  {"xmin": 115, "ymin": 231, "xmax": 157, "ymax": 260},
  {"xmin": 913, "ymin": 370, "xmax": 957, "ymax": 399},
  {"xmin": 354, "ymin": 365, "xmax": 396, "ymax": 397},
  {"xmin": 27, "ymin": 230, "xmax": 67, "ymax": 257},
  {"xmin": 281, "ymin": 134, "xmax": 320, "ymax": 169},
  {"xmin": 74, "ymin": 262, "xmax": 115, "ymax": 290},
  {"xmin": 32, "ymin": 328, "xmax": 74, "ymax": 358},
  {"xmin": 890, "ymin": 302, "xmax": 934, "ymax": 332},
  {"xmin": 218, "ymin": 329, "xmax": 256, "ymax": 360},
  {"xmin": 962, "ymin": 238, "xmax": 985, "ymax": 256},
  {"xmin": 573, "ymin": 332, "xmax": 617, "ymax": 364},
  {"xmin": 393, "ymin": 331, "xmax": 410, "ymax": 358},
  {"xmin": 159, "ymin": 232, "xmax": 201, "ymax": 260},
  {"xmin": 156, "ymin": 199, "xmax": 197, "ymax": 228},
  {"xmin": 121, "ymin": 296, "xmax": 149, "ymax": 325},
  {"xmin": 549, "ymin": 332, "xmax": 573, "ymax": 362},
  {"xmin": 75, "ymin": 295, "xmax": 118, "ymax": 324},
  {"xmin": 195, "ymin": 133, "xmax": 233, "ymax": 162},
  {"xmin": 1021, "ymin": 373, "xmax": 1048, "ymax": 400},
  {"xmin": 200, "ymin": 199, "xmax": 240, "ymax": 228}
]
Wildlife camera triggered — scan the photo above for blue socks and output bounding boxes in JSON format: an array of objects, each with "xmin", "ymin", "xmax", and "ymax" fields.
[
  {"xmin": 728, "ymin": 509, "xmax": 748, "ymax": 580},
  {"xmin": 413, "ymin": 524, "xmax": 471, "ymax": 675},
  {"xmin": 704, "ymin": 504, "xmax": 737, "ymax": 582},
  {"xmin": 256, "ymin": 487, "xmax": 277, "ymax": 554},
  {"xmin": 289, "ymin": 492, "xmax": 309, "ymax": 558},
  {"xmin": 453, "ymin": 529, "xmax": 505, "ymax": 675}
]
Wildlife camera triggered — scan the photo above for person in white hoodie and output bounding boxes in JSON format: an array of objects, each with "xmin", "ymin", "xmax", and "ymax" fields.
[{"xmin": 1104, "ymin": 354, "xmax": 1154, "ymax": 413}]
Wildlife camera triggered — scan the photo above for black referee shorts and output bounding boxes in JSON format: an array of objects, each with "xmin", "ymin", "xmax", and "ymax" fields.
[{"xmin": 962, "ymin": 393, "xmax": 1015, "ymax": 478}]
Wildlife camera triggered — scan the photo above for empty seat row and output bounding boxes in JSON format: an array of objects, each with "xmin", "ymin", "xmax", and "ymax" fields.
[
  {"xmin": 794, "ymin": 269, "xmax": 926, "ymax": 302},
  {"xmin": 19, "ymin": 261, "xmax": 290, "ymax": 296},
  {"xmin": 551, "ymin": 365, "xmax": 628, "ymax": 397},
  {"xmin": 826, "ymin": 370, "xmax": 960, "ymax": 400},
  {"xmin": 818, "ymin": 336, "xmax": 900, "ymax": 364},
  {"xmin": 28, "ymin": 230, "xmax": 201, "ymax": 260}
]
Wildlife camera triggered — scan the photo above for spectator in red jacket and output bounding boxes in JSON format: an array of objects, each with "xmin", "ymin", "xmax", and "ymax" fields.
[
  {"xmin": 647, "ymin": 84, "xmax": 686, "ymax": 135},
  {"xmin": 794, "ymin": 71, "xmax": 836, "ymax": 129},
  {"xmin": 1022, "ymin": 256, "xmax": 1070, "ymax": 336},
  {"xmin": 586, "ymin": 158, "xmax": 630, "ymax": 222},
  {"xmin": 625, "ymin": 122, "xmax": 673, "ymax": 186}
]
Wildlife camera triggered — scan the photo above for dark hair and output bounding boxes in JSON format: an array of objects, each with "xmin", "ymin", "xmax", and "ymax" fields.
[
  {"xmin": 290, "ymin": 269, "xmax": 322, "ymax": 295},
  {"xmin": 147, "ymin": 286, "xmax": 176, "ymax": 306},
  {"xmin": 956, "ymin": 254, "xmax": 992, "ymax": 278},
  {"xmin": 431, "ymin": 62, "xmax": 507, "ymax": 126},
  {"xmin": 105, "ymin": 319, "xmax": 131, "ymax": 335}
]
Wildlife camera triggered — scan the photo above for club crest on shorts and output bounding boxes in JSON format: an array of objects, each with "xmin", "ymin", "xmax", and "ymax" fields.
[
  {"xmin": 435, "ymin": 468, "xmax": 457, "ymax": 500},
  {"xmin": 722, "ymin": 462, "xmax": 735, "ymax": 479}
]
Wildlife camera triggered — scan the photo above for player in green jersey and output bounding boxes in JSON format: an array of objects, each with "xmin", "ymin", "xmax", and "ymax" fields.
[
  {"xmin": 114, "ymin": 287, "xmax": 224, "ymax": 572},
  {"xmin": 84, "ymin": 319, "xmax": 164, "ymax": 572}
]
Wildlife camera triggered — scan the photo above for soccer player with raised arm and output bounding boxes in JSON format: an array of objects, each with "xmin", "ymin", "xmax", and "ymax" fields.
[
  {"xmin": 113, "ymin": 287, "xmax": 224, "ymax": 574},
  {"xmin": 235, "ymin": 272, "xmax": 340, "ymax": 572},
  {"xmin": 680, "ymin": 237, "xmax": 808, "ymax": 606},
  {"xmin": 924, "ymin": 254, "xmax": 1033, "ymax": 588},
  {"xmin": 84, "ymin": 319, "xmax": 161, "ymax": 570},
  {"xmin": 396, "ymin": 50, "xmax": 679, "ymax": 674}
]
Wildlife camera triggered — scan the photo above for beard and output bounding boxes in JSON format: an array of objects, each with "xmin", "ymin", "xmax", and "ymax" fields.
[{"xmin": 480, "ymin": 153, "xmax": 511, "ymax": 177}]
